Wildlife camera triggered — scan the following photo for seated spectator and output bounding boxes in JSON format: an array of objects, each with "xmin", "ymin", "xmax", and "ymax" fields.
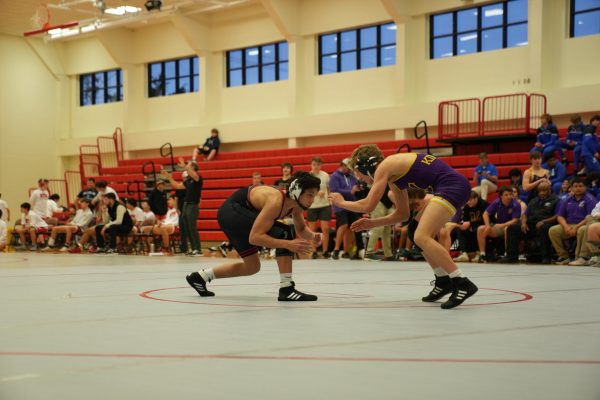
[
  {"xmin": 0, "ymin": 193, "xmax": 10, "ymax": 222},
  {"xmin": 542, "ymin": 153, "xmax": 567, "ymax": 195},
  {"xmin": 549, "ymin": 177, "xmax": 596, "ymax": 264},
  {"xmin": 453, "ymin": 191, "xmax": 488, "ymax": 262},
  {"xmin": 472, "ymin": 152, "xmax": 498, "ymax": 201},
  {"xmin": 561, "ymin": 114, "xmax": 586, "ymax": 172},
  {"xmin": 252, "ymin": 172, "xmax": 264, "ymax": 186},
  {"xmin": 0, "ymin": 210, "xmax": 6, "ymax": 251},
  {"xmin": 586, "ymin": 172, "xmax": 600, "ymax": 199},
  {"xmin": 148, "ymin": 179, "xmax": 168, "ymax": 218},
  {"xmin": 274, "ymin": 162, "xmax": 294, "ymax": 192},
  {"xmin": 521, "ymin": 151, "xmax": 549, "ymax": 202},
  {"xmin": 30, "ymin": 178, "xmax": 50, "ymax": 219},
  {"xmin": 512, "ymin": 185, "xmax": 528, "ymax": 216},
  {"xmin": 77, "ymin": 178, "xmax": 98, "ymax": 203},
  {"xmin": 43, "ymin": 199, "xmax": 94, "ymax": 252},
  {"xmin": 558, "ymin": 179, "xmax": 571, "ymax": 201},
  {"xmin": 92, "ymin": 180, "xmax": 119, "ymax": 207},
  {"xmin": 476, "ymin": 186, "xmax": 521, "ymax": 263},
  {"xmin": 69, "ymin": 198, "xmax": 109, "ymax": 253},
  {"xmin": 500, "ymin": 181, "xmax": 558, "ymax": 264},
  {"xmin": 509, "ymin": 168, "xmax": 523, "ymax": 191},
  {"xmin": 531, "ymin": 113, "xmax": 561, "ymax": 159},
  {"xmin": 585, "ymin": 221, "xmax": 600, "ymax": 267},
  {"xmin": 151, "ymin": 197, "xmax": 179, "ymax": 254},
  {"xmin": 580, "ymin": 115, "xmax": 600, "ymax": 174},
  {"xmin": 94, "ymin": 193, "xmax": 133, "ymax": 254},
  {"xmin": 15, "ymin": 202, "xmax": 48, "ymax": 251},
  {"xmin": 139, "ymin": 200, "xmax": 156, "ymax": 235},
  {"xmin": 192, "ymin": 128, "xmax": 220, "ymax": 162},
  {"xmin": 46, "ymin": 193, "xmax": 62, "ymax": 226}
]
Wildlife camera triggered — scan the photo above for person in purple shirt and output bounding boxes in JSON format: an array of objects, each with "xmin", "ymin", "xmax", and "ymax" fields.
[
  {"xmin": 548, "ymin": 177, "xmax": 597, "ymax": 264},
  {"xmin": 476, "ymin": 186, "xmax": 521, "ymax": 262},
  {"xmin": 531, "ymin": 113, "xmax": 562, "ymax": 159}
]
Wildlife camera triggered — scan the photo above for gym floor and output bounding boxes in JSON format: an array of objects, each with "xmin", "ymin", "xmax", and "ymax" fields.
[{"xmin": 1, "ymin": 253, "xmax": 599, "ymax": 400}]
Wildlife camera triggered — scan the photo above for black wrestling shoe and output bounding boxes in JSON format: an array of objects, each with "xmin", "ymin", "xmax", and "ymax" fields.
[
  {"xmin": 186, "ymin": 272, "xmax": 215, "ymax": 297},
  {"xmin": 421, "ymin": 275, "xmax": 452, "ymax": 302},
  {"xmin": 440, "ymin": 277, "xmax": 478, "ymax": 309},
  {"xmin": 278, "ymin": 282, "xmax": 317, "ymax": 301}
]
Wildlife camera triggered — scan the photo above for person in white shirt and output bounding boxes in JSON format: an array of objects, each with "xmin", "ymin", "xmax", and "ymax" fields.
[
  {"xmin": 43, "ymin": 199, "xmax": 94, "ymax": 252},
  {"xmin": 139, "ymin": 200, "xmax": 156, "ymax": 235},
  {"xmin": 15, "ymin": 202, "xmax": 48, "ymax": 250},
  {"xmin": 0, "ymin": 210, "xmax": 7, "ymax": 251},
  {"xmin": 46, "ymin": 193, "xmax": 62, "ymax": 226},
  {"xmin": 30, "ymin": 179, "xmax": 50, "ymax": 218},
  {"xmin": 151, "ymin": 197, "xmax": 179, "ymax": 254},
  {"xmin": 0, "ymin": 193, "xmax": 10, "ymax": 222},
  {"xmin": 307, "ymin": 156, "xmax": 332, "ymax": 258},
  {"xmin": 91, "ymin": 180, "xmax": 119, "ymax": 207}
]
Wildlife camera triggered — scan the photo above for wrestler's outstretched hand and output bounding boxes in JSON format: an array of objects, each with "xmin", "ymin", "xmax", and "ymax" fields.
[{"xmin": 351, "ymin": 217, "xmax": 375, "ymax": 232}]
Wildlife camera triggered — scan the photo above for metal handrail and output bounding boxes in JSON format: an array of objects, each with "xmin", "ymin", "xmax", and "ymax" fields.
[
  {"xmin": 413, "ymin": 120, "xmax": 431, "ymax": 155},
  {"xmin": 142, "ymin": 160, "xmax": 157, "ymax": 184},
  {"xmin": 127, "ymin": 181, "xmax": 144, "ymax": 202},
  {"xmin": 160, "ymin": 142, "xmax": 175, "ymax": 171},
  {"xmin": 397, "ymin": 143, "xmax": 412, "ymax": 153}
]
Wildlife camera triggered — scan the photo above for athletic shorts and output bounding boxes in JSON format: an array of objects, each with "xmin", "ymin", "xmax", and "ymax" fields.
[
  {"xmin": 490, "ymin": 224, "xmax": 505, "ymax": 238},
  {"xmin": 431, "ymin": 174, "xmax": 472, "ymax": 216},
  {"xmin": 217, "ymin": 199, "xmax": 295, "ymax": 258},
  {"xmin": 334, "ymin": 210, "xmax": 360, "ymax": 227},
  {"xmin": 36, "ymin": 227, "xmax": 48, "ymax": 234},
  {"xmin": 307, "ymin": 206, "xmax": 332, "ymax": 222}
]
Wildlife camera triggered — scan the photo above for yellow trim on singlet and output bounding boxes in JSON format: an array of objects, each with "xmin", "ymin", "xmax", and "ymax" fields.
[
  {"xmin": 388, "ymin": 152, "xmax": 418, "ymax": 183},
  {"xmin": 430, "ymin": 196, "xmax": 457, "ymax": 216}
]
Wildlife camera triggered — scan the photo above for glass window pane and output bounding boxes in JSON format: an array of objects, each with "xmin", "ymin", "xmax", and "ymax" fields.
[
  {"xmin": 381, "ymin": 45, "xmax": 396, "ymax": 65},
  {"xmin": 193, "ymin": 57, "xmax": 199, "ymax": 75},
  {"xmin": 165, "ymin": 61, "xmax": 176, "ymax": 79},
  {"xmin": 432, "ymin": 13, "xmax": 453, "ymax": 36},
  {"xmin": 341, "ymin": 51, "xmax": 357, "ymax": 72},
  {"xmin": 245, "ymin": 66, "xmax": 259, "ymax": 84},
  {"xmin": 228, "ymin": 50, "xmax": 242, "ymax": 69},
  {"xmin": 179, "ymin": 59, "xmax": 190, "ymax": 76},
  {"xmin": 573, "ymin": 10, "xmax": 600, "ymax": 37},
  {"xmin": 360, "ymin": 49, "xmax": 377, "ymax": 69},
  {"xmin": 278, "ymin": 42, "xmax": 288, "ymax": 61},
  {"xmin": 279, "ymin": 61, "xmax": 288, "ymax": 80},
  {"xmin": 482, "ymin": 3, "xmax": 504, "ymax": 28},
  {"xmin": 95, "ymin": 90, "xmax": 105, "ymax": 104},
  {"xmin": 177, "ymin": 77, "xmax": 190, "ymax": 94},
  {"xmin": 107, "ymin": 70, "xmax": 117, "ymax": 87},
  {"xmin": 94, "ymin": 72, "xmax": 104, "ymax": 88},
  {"xmin": 457, "ymin": 8, "xmax": 478, "ymax": 33},
  {"xmin": 262, "ymin": 64, "xmax": 276, "ymax": 82},
  {"xmin": 321, "ymin": 54, "xmax": 338, "ymax": 74},
  {"xmin": 149, "ymin": 79, "xmax": 163, "ymax": 97},
  {"xmin": 262, "ymin": 44, "xmax": 276, "ymax": 64},
  {"xmin": 508, "ymin": 0, "xmax": 528, "ymax": 24},
  {"xmin": 118, "ymin": 89, "xmax": 123, "ymax": 101},
  {"xmin": 360, "ymin": 27, "xmax": 377, "ymax": 48},
  {"xmin": 320, "ymin": 34, "xmax": 338, "ymax": 54},
  {"xmin": 457, "ymin": 32, "xmax": 478, "ymax": 55},
  {"xmin": 82, "ymin": 90, "xmax": 93, "ymax": 106},
  {"xmin": 574, "ymin": 0, "xmax": 600, "ymax": 12},
  {"xmin": 482, "ymin": 27, "xmax": 503, "ymax": 51},
  {"xmin": 432, "ymin": 36, "xmax": 453, "ymax": 58},
  {"xmin": 150, "ymin": 63, "xmax": 162, "ymax": 82},
  {"xmin": 119, "ymin": 70, "xmax": 123, "ymax": 86},
  {"xmin": 165, "ymin": 79, "xmax": 176, "ymax": 95},
  {"xmin": 107, "ymin": 87, "xmax": 118, "ymax": 102},
  {"xmin": 193, "ymin": 75, "xmax": 199, "ymax": 91},
  {"xmin": 381, "ymin": 23, "xmax": 397, "ymax": 44},
  {"xmin": 507, "ymin": 23, "xmax": 528, "ymax": 47},
  {"xmin": 81, "ymin": 75, "xmax": 92, "ymax": 91},
  {"xmin": 341, "ymin": 30, "xmax": 357, "ymax": 51},
  {"xmin": 245, "ymin": 48, "xmax": 259, "ymax": 66},
  {"xmin": 229, "ymin": 69, "xmax": 242, "ymax": 87}
]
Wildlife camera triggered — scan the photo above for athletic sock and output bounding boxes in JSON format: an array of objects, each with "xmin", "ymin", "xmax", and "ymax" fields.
[
  {"xmin": 198, "ymin": 269, "xmax": 215, "ymax": 283},
  {"xmin": 47, "ymin": 238, "xmax": 55, "ymax": 247},
  {"xmin": 280, "ymin": 273, "xmax": 293, "ymax": 288},
  {"xmin": 433, "ymin": 267, "xmax": 448, "ymax": 277},
  {"xmin": 449, "ymin": 269, "xmax": 465, "ymax": 279}
]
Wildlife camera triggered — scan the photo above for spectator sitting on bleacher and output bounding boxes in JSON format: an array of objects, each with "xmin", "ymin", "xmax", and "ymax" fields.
[
  {"xmin": 92, "ymin": 180, "xmax": 119, "ymax": 207},
  {"xmin": 453, "ymin": 191, "xmax": 488, "ymax": 263},
  {"xmin": 70, "ymin": 197, "xmax": 109, "ymax": 254},
  {"xmin": 93, "ymin": 193, "xmax": 133, "ymax": 254},
  {"xmin": 580, "ymin": 115, "xmax": 600, "ymax": 175},
  {"xmin": 252, "ymin": 172, "xmax": 264, "ymax": 186},
  {"xmin": 512, "ymin": 185, "xmax": 528, "ymax": 216},
  {"xmin": 0, "ymin": 193, "xmax": 10, "ymax": 223},
  {"xmin": 549, "ymin": 177, "xmax": 596, "ymax": 265},
  {"xmin": 43, "ymin": 199, "xmax": 94, "ymax": 252},
  {"xmin": 476, "ymin": 186, "xmax": 521, "ymax": 263},
  {"xmin": 152, "ymin": 197, "xmax": 179, "ymax": 254},
  {"xmin": 30, "ymin": 178, "xmax": 50, "ymax": 220},
  {"xmin": 45, "ymin": 193, "xmax": 62, "ymax": 226},
  {"xmin": 274, "ymin": 162, "xmax": 294, "ymax": 192},
  {"xmin": 472, "ymin": 152, "xmax": 498, "ymax": 201},
  {"xmin": 139, "ymin": 200, "xmax": 156, "ymax": 234},
  {"xmin": 561, "ymin": 114, "xmax": 586, "ymax": 172},
  {"xmin": 532, "ymin": 113, "xmax": 561, "ymax": 159},
  {"xmin": 148, "ymin": 179, "xmax": 168, "ymax": 218},
  {"xmin": 558, "ymin": 179, "xmax": 571, "ymax": 201},
  {"xmin": 585, "ymin": 173, "xmax": 600, "ymax": 199},
  {"xmin": 542, "ymin": 153, "xmax": 567, "ymax": 195},
  {"xmin": 521, "ymin": 151, "xmax": 549, "ymax": 202},
  {"xmin": 0, "ymin": 210, "xmax": 7, "ymax": 252},
  {"xmin": 192, "ymin": 128, "xmax": 220, "ymax": 162},
  {"xmin": 77, "ymin": 178, "xmax": 98, "ymax": 204},
  {"xmin": 125, "ymin": 198, "xmax": 145, "ymax": 250},
  {"xmin": 500, "ymin": 181, "xmax": 558, "ymax": 264},
  {"xmin": 15, "ymin": 202, "xmax": 48, "ymax": 251}
]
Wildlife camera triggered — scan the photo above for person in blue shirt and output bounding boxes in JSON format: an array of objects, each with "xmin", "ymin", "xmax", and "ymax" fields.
[
  {"xmin": 531, "ymin": 113, "xmax": 561, "ymax": 159},
  {"xmin": 472, "ymin": 152, "xmax": 498, "ymax": 201},
  {"xmin": 560, "ymin": 114, "xmax": 586, "ymax": 172},
  {"xmin": 580, "ymin": 115, "xmax": 600, "ymax": 174},
  {"xmin": 192, "ymin": 128, "xmax": 221, "ymax": 162},
  {"xmin": 542, "ymin": 153, "xmax": 567, "ymax": 195}
]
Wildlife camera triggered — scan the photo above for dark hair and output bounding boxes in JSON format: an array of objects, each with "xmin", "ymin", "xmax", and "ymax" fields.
[
  {"xmin": 211, "ymin": 128, "xmax": 219, "ymax": 135},
  {"xmin": 530, "ymin": 151, "xmax": 541, "ymax": 160},
  {"xmin": 541, "ymin": 113, "xmax": 553, "ymax": 124},
  {"xmin": 508, "ymin": 168, "xmax": 522, "ymax": 178},
  {"xmin": 498, "ymin": 186, "xmax": 513, "ymax": 196},
  {"xmin": 572, "ymin": 177, "xmax": 586, "ymax": 186},
  {"xmin": 469, "ymin": 190, "xmax": 479, "ymax": 200},
  {"xmin": 511, "ymin": 185, "xmax": 520, "ymax": 195},
  {"xmin": 585, "ymin": 172, "xmax": 600, "ymax": 187},
  {"xmin": 105, "ymin": 192, "xmax": 117, "ymax": 201},
  {"xmin": 543, "ymin": 153, "xmax": 557, "ymax": 163},
  {"xmin": 95, "ymin": 180, "xmax": 108, "ymax": 189},
  {"xmin": 281, "ymin": 162, "xmax": 293, "ymax": 172},
  {"xmin": 311, "ymin": 156, "xmax": 323, "ymax": 164},
  {"xmin": 479, "ymin": 152, "xmax": 488, "ymax": 159},
  {"xmin": 126, "ymin": 198, "xmax": 137, "ymax": 207},
  {"xmin": 591, "ymin": 115, "xmax": 600, "ymax": 124},
  {"xmin": 49, "ymin": 194, "xmax": 60, "ymax": 201},
  {"xmin": 21, "ymin": 202, "xmax": 31, "ymax": 210},
  {"xmin": 571, "ymin": 113, "xmax": 582, "ymax": 124},
  {"xmin": 80, "ymin": 198, "xmax": 90, "ymax": 204},
  {"xmin": 292, "ymin": 171, "xmax": 320, "ymax": 194},
  {"xmin": 87, "ymin": 177, "xmax": 96, "ymax": 183}
]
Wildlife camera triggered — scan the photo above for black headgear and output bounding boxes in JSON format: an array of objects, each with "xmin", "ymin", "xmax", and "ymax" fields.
[{"xmin": 354, "ymin": 156, "xmax": 379, "ymax": 179}]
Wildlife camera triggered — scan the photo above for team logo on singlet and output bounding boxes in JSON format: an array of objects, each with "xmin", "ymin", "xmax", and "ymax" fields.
[
  {"xmin": 420, "ymin": 154, "xmax": 437, "ymax": 166},
  {"xmin": 408, "ymin": 182, "xmax": 434, "ymax": 193}
]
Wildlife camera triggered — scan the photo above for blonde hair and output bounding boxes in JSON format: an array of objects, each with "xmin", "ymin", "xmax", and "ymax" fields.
[{"xmin": 349, "ymin": 144, "xmax": 384, "ymax": 170}]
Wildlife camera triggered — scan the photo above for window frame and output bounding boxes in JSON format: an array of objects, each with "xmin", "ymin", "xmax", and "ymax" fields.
[
  {"xmin": 570, "ymin": 0, "xmax": 600, "ymax": 38},
  {"xmin": 79, "ymin": 69, "xmax": 123, "ymax": 107},
  {"xmin": 147, "ymin": 56, "xmax": 199, "ymax": 98},
  {"xmin": 226, "ymin": 41, "xmax": 288, "ymax": 87}
]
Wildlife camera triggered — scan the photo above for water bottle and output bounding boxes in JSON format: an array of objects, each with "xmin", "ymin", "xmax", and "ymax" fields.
[{"xmin": 150, "ymin": 243, "xmax": 155, "ymax": 253}]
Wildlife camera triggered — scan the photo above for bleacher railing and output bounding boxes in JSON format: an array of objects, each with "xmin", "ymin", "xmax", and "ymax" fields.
[
  {"xmin": 97, "ymin": 127, "xmax": 123, "ymax": 170},
  {"xmin": 160, "ymin": 142, "xmax": 176, "ymax": 171},
  {"xmin": 64, "ymin": 171, "xmax": 82, "ymax": 205},
  {"xmin": 47, "ymin": 179, "xmax": 69, "ymax": 207},
  {"xmin": 413, "ymin": 120, "xmax": 431, "ymax": 155},
  {"xmin": 438, "ymin": 98, "xmax": 481, "ymax": 139}
]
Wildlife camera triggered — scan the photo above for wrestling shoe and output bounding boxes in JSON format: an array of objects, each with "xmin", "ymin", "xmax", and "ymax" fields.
[
  {"xmin": 278, "ymin": 282, "xmax": 317, "ymax": 301},
  {"xmin": 421, "ymin": 275, "xmax": 452, "ymax": 302},
  {"xmin": 186, "ymin": 272, "xmax": 215, "ymax": 297},
  {"xmin": 440, "ymin": 277, "xmax": 479, "ymax": 309}
]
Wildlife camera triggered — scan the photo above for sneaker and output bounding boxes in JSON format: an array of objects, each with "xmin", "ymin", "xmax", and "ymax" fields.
[
  {"xmin": 341, "ymin": 251, "xmax": 350, "ymax": 259},
  {"xmin": 59, "ymin": 246, "xmax": 70, "ymax": 252},
  {"xmin": 541, "ymin": 257, "xmax": 552, "ymax": 264},
  {"xmin": 218, "ymin": 242, "xmax": 228, "ymax": 258},
  {"xmin": 357, "ymin": 249, "xmax": 365, "ymax": 259},
  {"xmin": 322, "ymin": 251, "xmax": 331, "ymax": 259},
  {"xmin": 185, "ymin": 272, "xmax": 215, "ymax": 297},
  {"xmin": 498, "ymin": 256, "xmax": 519, "ymax": 264},
  {"xmin": 41, "ymin": 245, "xmax": 55, "ymax": 252},
  {"xmin": 95, "ymin": 247, "xmax": 108, "ymax": 254},
  {"xmin": 453, "ymin": 252, "xmax": 470, "ymax": 262},
  {"xmin": 331, "ymin": 250, "xmax": 340, "ymax": 260},
  {"xmin": 441, "ymin": 277, "xmax": 479, "ymax": 309},
  {"xmin": 477, "ymin": 254, "xmax": 487, "ymax": 263},
  {"xmin": 381, "ymin": 256, "xmax": 396, "ymax": 262},
  {"xmin": 105, "ymin": 248, "xmax": 118, "ymax": 255},
  {"xmin": 14, "ymin": 245, "xmax": 27, "ymax": 251},
  {"xmin": 278, "ymin": 282, "xmax": 317, "ymax": 301},
  {"xmin": 311, "ymin": 252, "xmax": 319, "ymax": 259},
  {"xmin": 554, "ymin": 257, "xmax": 570, "ymax": 265},
  {"xmin": 29, "ymin": 245, "xmax": 38, "ymax": 251},
  {"xmin": 422, "ymin": 275, "xmax": 452, "ymax": 302},
  {"xmin": 188, "ymin": 250, "xmax": 204, "ymax": 257},
  {"xmin": 568, "ymin": 257, "xmax": 589, "ymax": 266},
  {"xmin": 69, "ymin": 246, "xmax": 82, "ymax": 254}
]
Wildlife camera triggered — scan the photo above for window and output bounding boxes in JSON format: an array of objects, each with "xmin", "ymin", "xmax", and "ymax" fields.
[
  {"xmin": 226, "ymin": 42, "xmax": 288, "ymax": 87},
  {"xmin": 318, "ymin": 22, "xmax": 397, "ymax": 74},
  {"xmin": 571, "ymin": 0, "xmax": 600, "ymax": 38},
  {"xmin": 430, "ymin": 0, "xmax": 528, "ymax": 59},
  {"xmin": 80, "ymin": 69, "xmax": 123, "ymax": 106},
  {"xmin": 148, "ymin": 56, "xmax": 199, "ymax": 97}
]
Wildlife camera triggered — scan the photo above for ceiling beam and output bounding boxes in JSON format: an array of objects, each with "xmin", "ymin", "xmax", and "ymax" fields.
[
  {"xmin": 96, "ymin": 28, "xmax": 135, "ymax": 65},
  {"xmin": 25, "ymin": 38, "xmax": 65, "ymax": 79},
  {"xmin": 169, "ymin": 12, "xmax": 211, "ymax": 56},
  {"xmin": 258, "ymin": 0, "xmax": 300, "ymax": 42}
]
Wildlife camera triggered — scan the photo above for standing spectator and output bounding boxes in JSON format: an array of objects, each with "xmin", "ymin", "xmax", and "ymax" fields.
[
  {"xmin": 549, "ymin": 177, "xmax": 596, "ymax": 264},
  {"xmin": 500, "ymin": 181, "xmax": 558, "ymax": 264},
  {"xmin": 175, "ymin": 174, "xmax": 188, "ymax": 254},
  {"xmin": 531, "ymin": 113, "xmax": 561, "ymax": 159},
  {"xmin": 0, "ymin": 193, "xmax": 10, "ymax": 223},
  {"xmin": 77, "ymin": 178, "xmax": 98, "ymax": 203},
  {"xmin": 329, "ymin": 158, "xmax": 359, "ymax": 259},
  {"xmin": 453, "ymin": 191, "xmax": 488, "ymax": 262},
  {"xmin": 521, "ymin": 151, "xmax": 549, "ymax": 202},
  {"xmin": 307, "ymin": 157, "xmax": 331, "ymax": 258},
  {"xmin": 365, "ymin": 188, "xmax": 395, "ymax": 261},
  {"xmin": 472, "ymin": 152, "xmax": 498, "ymax": 201},
  {"xmin": 192, "ymin": 128, "xmax": 220, "ymax": 162},
  {"xmin": 92, "ymin": 180, "xmax": 119, "ymax": 207},
  {"xmin": 152, "ymin": 197, "xmax": 179, "ymax": 254},
  {"xmin": 274, "ymin": 162, "xmax": 294, "ymax": 192},
  {"xmin": 162, "ymin": 158, "xmax": 203, "ymax": 256},
  {"xmin": 561, "ymin": 114, "xmax": 586, "ymax": 172},
  {"xmin": 15, "ymin": 202, "xmax": 48, "ymax": 251},
  {"xmin": 543, "ymin": 153, "xmax": 567, "ymax": 195},
  {"xmin": 148, "ymin": 179, "xmax": 168, "ymax": 218},
  {"xmin": 30, "ymin": 178, "xmax": 50, "ymax": 218},
  {"xmin": 0, "ymin": 210, "xmax": 6, "ymax": 251},
  {"xmin": 476, "ymin": 186, "xmax": 521, "ymax": 262},
  {"xmin": 252, "ymin": 172, "xmax": 264, "ymax": 186},
  {"xmin": 95, "ymin": 193, "xmax": 133, "ymax": 254},
  {"xmin": 43, "ymin": 199, "xmax": 94, "ymax": 252}
]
